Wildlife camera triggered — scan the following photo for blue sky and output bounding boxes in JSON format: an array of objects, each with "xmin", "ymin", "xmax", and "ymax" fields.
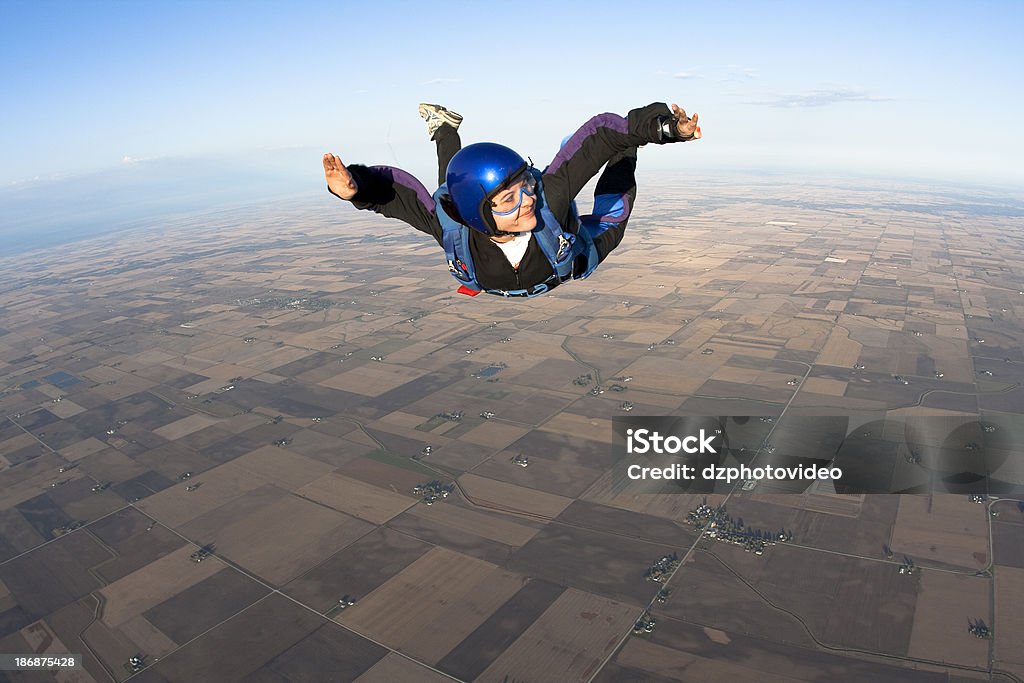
[{"xmin": 1, "ymin": 0, "xmax": 1022, "ymax": 238}]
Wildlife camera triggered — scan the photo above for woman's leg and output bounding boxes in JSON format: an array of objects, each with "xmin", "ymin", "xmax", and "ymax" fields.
[
  {"xmin": 434, "ymin": 124, "xmax": 462, "ymax": 188},
  {"xmin": 419, "ymin": 104, "xmax": 464, "ymax": 188},
  {"xmin": 585, "ymin": 147, "xmax": 638, "ymax": 263}
]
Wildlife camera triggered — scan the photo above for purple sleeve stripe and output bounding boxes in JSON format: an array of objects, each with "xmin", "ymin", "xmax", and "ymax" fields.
[
  {"xmin": 546, "ymin": 113, "xmax": 629, "ymax": 175},
  {"xmin": 369, "ymin": 165, "xmax": 435, "ymax": 213}
]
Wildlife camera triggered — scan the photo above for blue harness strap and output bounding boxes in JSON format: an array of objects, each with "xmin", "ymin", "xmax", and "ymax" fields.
[
  {"xmin": 433, "ymin": 169, "xmax": 599, "ymax": 297},
  {"xmin": 436, "ymin": 196, "xmax": 479, "ymax": 291}
]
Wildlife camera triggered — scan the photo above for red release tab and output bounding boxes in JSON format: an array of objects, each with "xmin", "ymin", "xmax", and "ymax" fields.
[{"xmin": 457, "ymin": 285, "xmax": 480, "ymax": 296}]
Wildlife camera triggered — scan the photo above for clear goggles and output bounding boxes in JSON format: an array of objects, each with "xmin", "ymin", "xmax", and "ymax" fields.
[{"xmin": 490, "ymin": 170, "xmax": 537, "ymax": 216}]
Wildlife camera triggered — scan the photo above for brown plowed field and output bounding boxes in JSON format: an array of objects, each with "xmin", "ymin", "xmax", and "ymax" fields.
[
  {"xmin": 229, "ymin": 444, "xmax": 335, "ymax": 491},
  {"xmin": 616, "ymin": 637, "xmax": 805, "ymax": 683},
  {"xmin": 470, "ymin": 451, "xmax": 603, "ymax": 497},
  {"xmin": 153, "ymin": 413, "xmax": 220, "ymax": 440},
  {"xmin": 435, "ymin": 578, "xmax": 565, "ymax": 682},
  {"xmin": 459, "ymin": 420, "xmax": 531, "ymax": 450},
  {"xmin": 0, "ymin": 531, "xmax": 109, "ymax": 621},
  {"xmin": 505, "ymin": 523, "xmax": 679, "ymax": 606},
  {"xmin": 99, "ymin": 545, "xmax": 223, "ymax": 626},
  {"xmin": 405, "ymin": 503, "xmax": 540, "ymax": 547},
  {"xmin": 995, "ymin": 565, "xmax": 1024, "ymax": 674},
  {"xmin": 386, "ymin": 509, "xmax": 516, "ymax": 565},
  {"xmin": 336, "ymin": 456, "xmax": 426, "ymax": 495},
  {"xmin": 891, "ymin": 495, "xmax": 990, "ymax": 569},
  {"xmin": 353, "ymin": 652, "xmax": 454, "ymax": 683},
  {"xmin": 637, "ymin": 614, "xmax": 948, "ymax": 682},
  {"xmin": 657, "ymin": 550, "xmax": 814, "ymax": 648},
  {"xmin": 474, "ymin": 588, "xmax": 638, "ymax": 683},
  {"xmin": 135, "ymin": 459, "xmax": 268, "ymax": 528},
  {"xmin": 31, "ymin": 599, "xmax": 106, "ymax": 682},
  {"xmin": 296, "ymin": 471, "xmax": 414, "ymax": 524},
  {"xmin": 283, "ymin": 527, "xmax": 432, "ymax": 612},
  {"xmin": 132, "ymin": 594, "xmax": 325, "ymax": 681},
  {"xmin": 81, "ymin": 616, "xmax": 142, "ymax": 681},
  {"xmin": 745, "ymin": 543, "xmax": 918, "ymax": 656},
  {"xmin": 143, "ymin": 567, "xmax": 270, "ymax": 645},
  {"xmin": 992, "ymin": 519, "xmax": 1024, "ymax": 568},
  {"xmin": 92, "ymin": 525, "xmax": 186, "ymax": 584},
  {"xmin": 505, "ymin": 430, "xmax": 618, "ymax": 470},
  {"xmin": 556, "ymin": 500, "xmax": 696, "ymax": 548},
  {"xmin": 118, "ymin": 614, "xmax": 178, "ymax": 660},
  {"xmin": 252, "ymin": 622, "xmax": 388, "ymax": 681},
  {"xmin": 397, "ymin": 569, "xmax": 525, "ymax": 665},
  {"xmin": 457, "ymin": 473, "xmax": 572, "ymax": 519},
  {"xmin": 907, "ymin": 570, "xmax": 991, "ymax": 667},
  {"xmin": 133, "ymin": 442, "xmax": 217, "ymax": 483},
  {"xmin": 179, "ymin": 484, "xmax": 374, "ymax": 585},
  {"xmin": 338, "ymin": 547, "xmax": 497, "ymax": 648}
]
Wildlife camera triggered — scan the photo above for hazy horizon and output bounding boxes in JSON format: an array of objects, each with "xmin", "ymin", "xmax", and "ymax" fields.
[{"xmin": 4, "ymin": 160, "xmax": 1022, "ymax": 260}]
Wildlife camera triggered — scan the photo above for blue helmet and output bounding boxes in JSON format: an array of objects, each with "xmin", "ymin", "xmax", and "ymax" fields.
[{"xmin": 445, "ymin": 142, "xmax": 528, "ymax": 234}]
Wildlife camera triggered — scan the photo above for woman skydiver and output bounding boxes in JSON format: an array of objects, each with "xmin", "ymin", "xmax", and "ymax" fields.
[{"xmin": 322, "ymin": 101, "xmax": 700, "ymax": 298}]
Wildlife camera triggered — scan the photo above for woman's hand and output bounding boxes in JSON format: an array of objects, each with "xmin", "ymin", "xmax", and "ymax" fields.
[
  {"xmin": 323, "ymin": 153, "xmax": 359, "ymax": 199},
  {"xmin": 671, "ymin": 104, "xmax": 701, "ymax": 140}
]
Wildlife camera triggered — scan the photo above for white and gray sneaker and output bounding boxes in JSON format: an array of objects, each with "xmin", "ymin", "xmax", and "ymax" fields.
[{"xmin": 418, "ymin": 103, "xmax": 463, "ymax": 139}]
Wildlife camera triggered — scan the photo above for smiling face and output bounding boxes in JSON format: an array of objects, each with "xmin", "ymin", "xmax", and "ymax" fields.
[{"xmin": 489, "ymin": 172, "xmax": 538, "ymax": 235}]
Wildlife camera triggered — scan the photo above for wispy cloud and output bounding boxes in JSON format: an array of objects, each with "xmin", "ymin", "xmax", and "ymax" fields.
[
  {"xmin": 717, "ymin": 65, "xmax": 759, "ymax": 82},
  {"xmin": 120, "ymin": 154, "xmax": 167, "ymax": 166},
  {"xmin": 654, "ymin": 68, "xmax": 702, "ymax": 79},
  {"xmin": 422, "ymin": 77, "xmax": 461, "ymax": 85},
  {"xmin": 745, "ymin": 88, "xmax": 894, "ymax": 108}
]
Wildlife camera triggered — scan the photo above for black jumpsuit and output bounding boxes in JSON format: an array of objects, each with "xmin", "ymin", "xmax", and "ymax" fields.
[{"xmin": 335, "ymin": 102, "xmax": 688, "ymax": 295}]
